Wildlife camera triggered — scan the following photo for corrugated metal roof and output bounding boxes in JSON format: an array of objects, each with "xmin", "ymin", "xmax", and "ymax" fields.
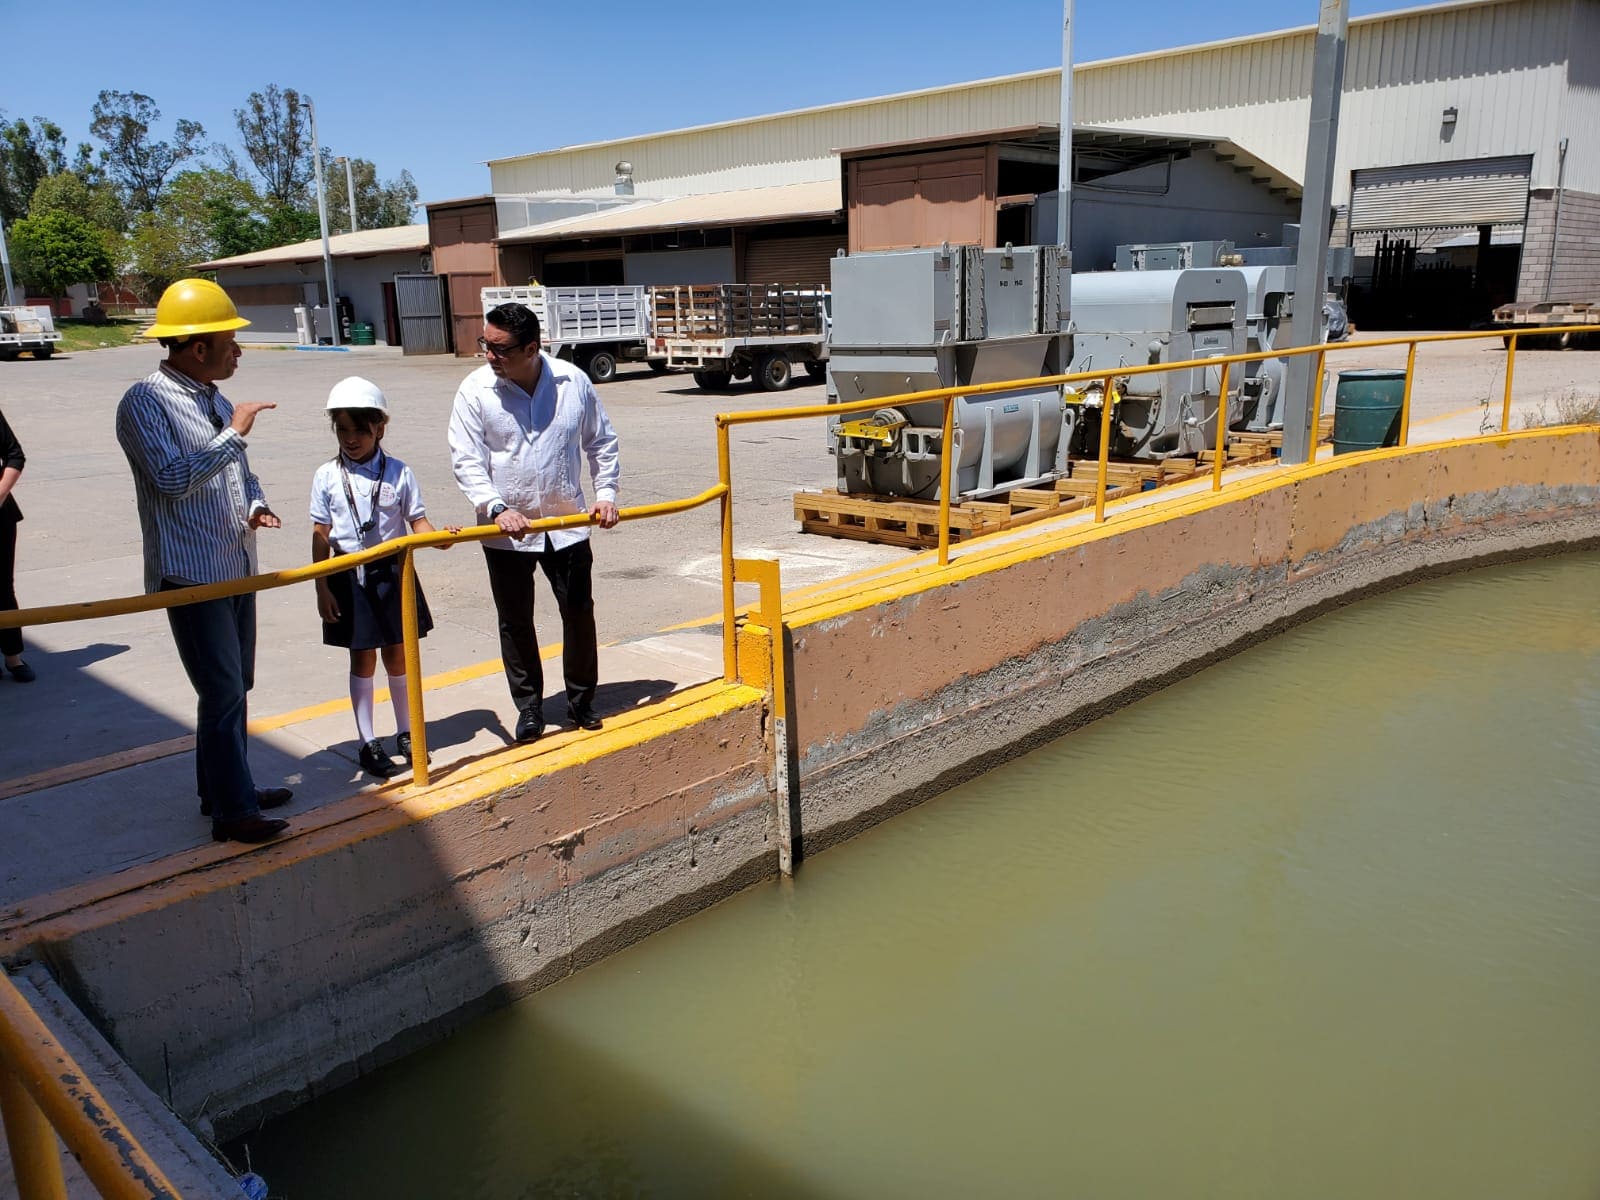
[
  {"xmin": 194, "ymin": 224, "xmax": 430, "ymax": 270},
  {"xmin": 485, "ymin": 0, "xmax": 1525, "ymax": 170},
  {"xmin": 495, "ymin": 180, "xmax": 842, "ymax": 244}
]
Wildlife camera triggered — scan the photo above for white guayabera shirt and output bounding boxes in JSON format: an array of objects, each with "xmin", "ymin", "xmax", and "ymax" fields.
[{"xmin": 446, "ymin": 353, "xmax": 621, "ymax": 554}]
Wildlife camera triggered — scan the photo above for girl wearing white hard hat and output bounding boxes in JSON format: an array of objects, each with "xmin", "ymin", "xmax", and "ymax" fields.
[{"xmin": 310, "ymin": 376, "xmax": 456, "ymax": 778}]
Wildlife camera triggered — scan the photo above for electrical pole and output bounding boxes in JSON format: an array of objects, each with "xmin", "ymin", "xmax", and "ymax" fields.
[
  {"xmin": 0, "ymin": 211, "xmax": 17, "ymax": 307},
  {"xmin": 1057, "ymin": 0, "xmax": 1075, "ymax": 252},
  {"xmin": 1280, "ymin": 0, "xmax": 1349, "ymax": 464},
  {"xmin": 336, "ymin": 156, "xmax": 359, "ymax": 234},
  {"xmin": 308, "ymin": 98, "xmax": 340, "ymax": 346}
]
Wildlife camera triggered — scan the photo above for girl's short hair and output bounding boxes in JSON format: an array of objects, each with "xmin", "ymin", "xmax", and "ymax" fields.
[{"xmin": 329, "ymin": 407, "xmax": 388, "ymax": 433}]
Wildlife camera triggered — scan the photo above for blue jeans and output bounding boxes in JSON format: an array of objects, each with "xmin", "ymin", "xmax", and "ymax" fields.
[{"xmin": 162, "ymin": 583, "xmax": 259, "ymax": 822}]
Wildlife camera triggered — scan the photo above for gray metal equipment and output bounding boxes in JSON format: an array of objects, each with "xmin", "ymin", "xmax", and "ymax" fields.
[
  {"xmin": 827, "ymin": 244, "xmax": 1072, "ymax": 498},
  {"xmin": 1236, "ymin": 264, "xmax": 1293, "ymax": 430},
  {"xmin": 1114, "ymin": 240, "xmax": 1237, "ymax": 272},
  {"xmin": 1068, "ymin": 268, "xmax": 1249, "ymax": 459}
]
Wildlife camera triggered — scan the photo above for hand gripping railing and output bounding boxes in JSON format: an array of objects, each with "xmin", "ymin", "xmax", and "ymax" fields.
[{"xmin": 713, "ymin": 325, "xmax": 1600, "ymax": 681}]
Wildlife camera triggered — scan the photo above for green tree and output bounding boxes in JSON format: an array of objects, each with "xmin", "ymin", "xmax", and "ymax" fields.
[
  {"xmin": 326, "ymin": 159, "xmax": 420, "ymax": 232},
  {"xmin": 234, "ymin": 85, "xmax": 315, "ymax": 208},
  {"xmin": 262, "ymin": 203, "xmax": 320, "ymax": 247},
  {"xmin": 29, "ymin": 172, "xmax": 126, "ymax": 233},
  {"xmin": 9, "ymin": 212, "xmax": 114, "ymax": 298},
  {"xmin": 89, "ymin": 91, "xmax": 205, "ymax": 213},
  {"xmin": 0, "ymin": 114, "xmax": 68, "ymax": 225}
]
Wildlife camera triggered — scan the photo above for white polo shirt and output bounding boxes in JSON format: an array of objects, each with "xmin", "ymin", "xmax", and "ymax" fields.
[{"xmin": 309, "ymin": 450, "xmax": 427, "ymax": 557}]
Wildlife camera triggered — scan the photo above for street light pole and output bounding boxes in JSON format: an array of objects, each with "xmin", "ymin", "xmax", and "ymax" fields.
[
  {"xmin": 307, "ymin": 98, "xmax": 340, "ymax": 346},
  {"xmin": 335, "ymin": 156, "xmax": 359, "ymax": 234}
]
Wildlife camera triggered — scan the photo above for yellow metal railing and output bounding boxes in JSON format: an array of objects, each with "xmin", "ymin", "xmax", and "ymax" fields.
[
  {"xmin": 0, "ymin": 969, "xmax": 180, "ymax": 1199},
  {"xmin": 713, "ymin": 324, "xmax": 1600, "ymax": 680}
]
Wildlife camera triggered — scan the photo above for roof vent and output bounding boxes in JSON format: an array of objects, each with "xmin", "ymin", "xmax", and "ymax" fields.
[{"xmin": 614, "ymin": 160, "xmax": 635, "ymax": 196}]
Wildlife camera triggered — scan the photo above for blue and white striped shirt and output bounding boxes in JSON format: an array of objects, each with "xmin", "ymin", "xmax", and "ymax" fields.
[{"xmin": 117, "ymin": 363, "xmax": 268, "ymax": 592}]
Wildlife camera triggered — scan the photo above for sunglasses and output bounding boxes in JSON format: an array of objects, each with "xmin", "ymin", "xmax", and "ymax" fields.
[{"xmin": 477, "ymin": 337, "xmax": 527, "ymax": 359}]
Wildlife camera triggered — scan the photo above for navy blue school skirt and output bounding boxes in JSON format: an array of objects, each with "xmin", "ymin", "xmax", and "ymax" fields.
[{"xmin": 321, "ymin": 555, "xmax": 434, "ymax": 650}]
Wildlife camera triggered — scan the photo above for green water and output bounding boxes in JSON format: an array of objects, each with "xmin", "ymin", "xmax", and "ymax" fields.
[{"xmin": 244, "ymin": 554, "xmax": 1600, "ymax": 1199}]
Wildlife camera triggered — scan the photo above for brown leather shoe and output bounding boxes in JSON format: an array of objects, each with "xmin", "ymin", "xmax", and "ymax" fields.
[{"xmin": 211, "ymin": 815, "xmax": 288, "ymax": 844}]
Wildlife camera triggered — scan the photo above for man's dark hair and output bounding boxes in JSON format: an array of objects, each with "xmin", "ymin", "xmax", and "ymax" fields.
[{"xmin": 485, "ymin": 302, "xmax": 540, "ymax": 348}]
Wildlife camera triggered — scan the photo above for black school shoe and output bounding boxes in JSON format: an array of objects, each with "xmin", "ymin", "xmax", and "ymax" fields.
[
  {"xmin": 394, "ymin": 731, "xmax": 430, "ymax": 766},
  {"xmin": 359, "ymin": 739, "xmax": 403, "ymax": 778}
]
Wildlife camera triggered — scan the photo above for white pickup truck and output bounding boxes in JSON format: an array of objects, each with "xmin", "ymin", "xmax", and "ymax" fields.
[
  {"xmin": 650, "ymin": 283, "xmax": 829, "ymax": 391},
  {"xmin": 480, "ymin": 285, "xmax": 663, "ymax": 382},
  {"xmin": 0, "ymin": 305, "xmax": 62, "ymax": 361}
]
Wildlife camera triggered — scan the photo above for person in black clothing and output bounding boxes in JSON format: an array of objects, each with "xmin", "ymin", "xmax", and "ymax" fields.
[{"xmin": 0, "ymin": 406, "xmax": 34, "ymax": 682}]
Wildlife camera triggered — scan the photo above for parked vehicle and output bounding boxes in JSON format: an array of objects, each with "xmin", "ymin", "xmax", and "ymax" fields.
[
  {"xmin": 1492, "ymin": 300, "xmax": 1598, "ymax": 349},
  {"xmin": 650, "ymin": 284, "xmax": 829, "ymax": 391},
  {"xmin": 480, "ymin": 285, "xmax": 662, "ymax": 382},
  {"xmin": 0, "ymin": 306, "xmax": 61, "ymax": 361}
]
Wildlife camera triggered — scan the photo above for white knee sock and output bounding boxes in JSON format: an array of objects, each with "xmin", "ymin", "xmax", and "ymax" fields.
[
  {"xmin": 388, "ymin": 671, "xmax": 412, "ymax": 734},
  {"xmin": 350, "ymin": 674, "xmax": 376, "ymax": 743}
]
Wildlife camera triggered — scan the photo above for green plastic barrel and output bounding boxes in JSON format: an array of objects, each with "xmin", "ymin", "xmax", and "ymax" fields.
[
  {"xmin": 1331, "ymin": 368, "xmax": 1406, "ymax": 455},
  {"xmin": 350, "ymin": 322, "xmax": 375, "ymax": 346}
]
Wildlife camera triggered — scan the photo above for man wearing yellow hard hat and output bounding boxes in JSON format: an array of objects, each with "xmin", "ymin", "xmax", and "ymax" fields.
[{"xmin": 115, "ymin": 278, "xmax": 294, "ymax": 845}]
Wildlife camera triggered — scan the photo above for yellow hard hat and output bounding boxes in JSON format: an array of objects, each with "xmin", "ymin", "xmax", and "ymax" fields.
[{"xmin": 143, "ymin": 278, "xmax": 251, "ymax": 339}]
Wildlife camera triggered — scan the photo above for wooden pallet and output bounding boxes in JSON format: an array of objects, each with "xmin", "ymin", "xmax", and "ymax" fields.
[{"xmin": 794, "ymin": 421, "xmax": 1332, "ymax": 550}]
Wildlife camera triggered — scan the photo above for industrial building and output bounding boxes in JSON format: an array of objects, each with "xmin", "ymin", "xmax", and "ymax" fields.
[
  {"xmin": 399, "ymin": 0, "xmax": 1593, "ymax": 352},
  {"xmin": 194, "ymin": 225, "xmax": 431, "ymax": 345}
]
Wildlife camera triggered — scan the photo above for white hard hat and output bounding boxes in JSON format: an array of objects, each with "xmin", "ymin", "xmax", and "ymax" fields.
[{"xmin": 325, "ymin": 376, "xmax": 389, "ymax": 413}]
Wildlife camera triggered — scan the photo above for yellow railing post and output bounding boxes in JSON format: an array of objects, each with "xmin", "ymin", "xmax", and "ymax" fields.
[
  {"xmin": 1399, "ymin": 340, "xmax": 1418, "ymax": 446},
  {"xmin": 1502, "ymin": 333, "xmax": 1518, "ymax": 432},
  {"xmin": 733, "ymin": 557, "xmax": 793, "ymax": 875},
  {"xmin": 1211, "ymin": 362, "xmax": 1232, "ymax": 493},
  {"xmin": 0, "ymin": 1060, "xmax": 68, "ymax": 1200},
  {"xmin": 399, "ymin": 547, "xmax": 428, "ymax": 787},
  {"xmin": 1093, "ymin": 375, "xmax": 1114, "ymax": 523},
  {"xmin": 937, "ymin": 393, "xmax": 956, "ymax": 566},
  {"xmin": 718, "ymin": 423, "xmax": 737, "ymax": 683},
  {"xmin": 0, "ymin": 971, "xmax": 180, "ymax": 1200},
  {"xmin": 1309, "ymin": 350, "xmax": 1328, "ymax": 462}
]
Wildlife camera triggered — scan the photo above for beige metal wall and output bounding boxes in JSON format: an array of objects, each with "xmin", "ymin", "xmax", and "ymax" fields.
[{"xmin": 487, "ymin": 0, "xmax": 1589, "ymax": 205}]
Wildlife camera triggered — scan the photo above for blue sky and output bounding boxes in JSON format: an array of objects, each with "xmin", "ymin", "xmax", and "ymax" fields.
[{"xmin": 7, "ymin": 0, "xmax": 1400, "ymax": 211}]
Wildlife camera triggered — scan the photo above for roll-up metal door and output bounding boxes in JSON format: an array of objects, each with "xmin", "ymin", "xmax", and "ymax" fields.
[
  {"xmin": 394, "ymin": 274, "xmax": 449, "ymax": 356},
  {"xmin": 744, "ymin": 233, "xmax": 847, "ymax": 286},
  {"xmin": 1349, "ymin": 156, "xmax": 1532, "ymax": 230}
]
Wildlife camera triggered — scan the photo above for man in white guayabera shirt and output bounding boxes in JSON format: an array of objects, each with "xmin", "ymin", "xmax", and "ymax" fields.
[
  {"xmin": 448, "ymin": 302, "xmax": 621, "ymax": 744},
  {"xmin": 116, "ymin": 279, "xmax": 293, "ymax": 845}
]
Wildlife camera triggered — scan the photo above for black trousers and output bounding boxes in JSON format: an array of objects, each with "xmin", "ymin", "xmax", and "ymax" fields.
[
  {"xmin": 483, "ymin": 540, "xmax": 598, "ymax": 715},
  {"xmin": 0, "ymin": 517, "xmax": 21, "ymax": 659}
]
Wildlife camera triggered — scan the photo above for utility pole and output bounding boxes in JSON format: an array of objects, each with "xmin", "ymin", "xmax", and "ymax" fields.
[
  {"xmin": 1280, "ymin": 0, "xmax": 1349, "ymax": 464},
  {"xmin": 1057, "ymin": 0, "xmax": 1075, "ymax": 251},
  {"xmin": 0, "ymin": 211, "xmax": 17, "ymax": 307},
  {"xmin": 307, "ymin": 98, "xmax": 340, "ymax": 346},
  {"xmin": 334, "ymin": 156, "xmax": 359, "ymax": 234}
]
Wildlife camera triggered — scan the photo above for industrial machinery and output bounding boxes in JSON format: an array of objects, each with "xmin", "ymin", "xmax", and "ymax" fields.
[
  {"xmin": 1067, "ymin": 268, "xmax": 1249, "ymax": 460},
  {"xmin": 1115, "ymin": 240, "xmax": 1239, "ymax": 272},
  {"xmin": 0, "ymin": 305, "xmax": 61, "ymax": 361},
  {"xmin": 826, "ymin": 243, "xmax": 1072, "ymax": 498}
]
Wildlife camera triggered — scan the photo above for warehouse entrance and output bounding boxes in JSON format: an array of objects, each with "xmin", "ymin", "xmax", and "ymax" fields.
[{"xmin": 1347, "ymin": 156, "xmax": 1531, "ymax": 329}]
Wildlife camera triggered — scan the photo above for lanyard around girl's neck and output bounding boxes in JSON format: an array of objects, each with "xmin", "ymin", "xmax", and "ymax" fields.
[{"xmin": 337, "ymin": 449, "xmax": 387, "ymax": 545}]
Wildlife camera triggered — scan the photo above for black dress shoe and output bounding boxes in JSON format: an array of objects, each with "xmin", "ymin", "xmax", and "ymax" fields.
[
  {"xmin": 212, "ymin": 815, "xmax": 288, "ymax": 844},
  {"xmin": 359, "ymin": 739, "xmax": 402, "ymax": 778},
  {"xmin": 5, "ymin": 661, "xmax": 35, "ymax": 683},
  {"xmin": 568, "ymin": 706, "xmax": 603, "ymax": 731},
  {"xmin": 394, "ymin": 731, "xmax": 430, "ymax": 766},
  {"xmin": 514, "ymin": 707, "xmax": 545, "ymax": 743},
  {"xmin": 200, "ymin": 787, "xmax": 294, "ymax": 818}
]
